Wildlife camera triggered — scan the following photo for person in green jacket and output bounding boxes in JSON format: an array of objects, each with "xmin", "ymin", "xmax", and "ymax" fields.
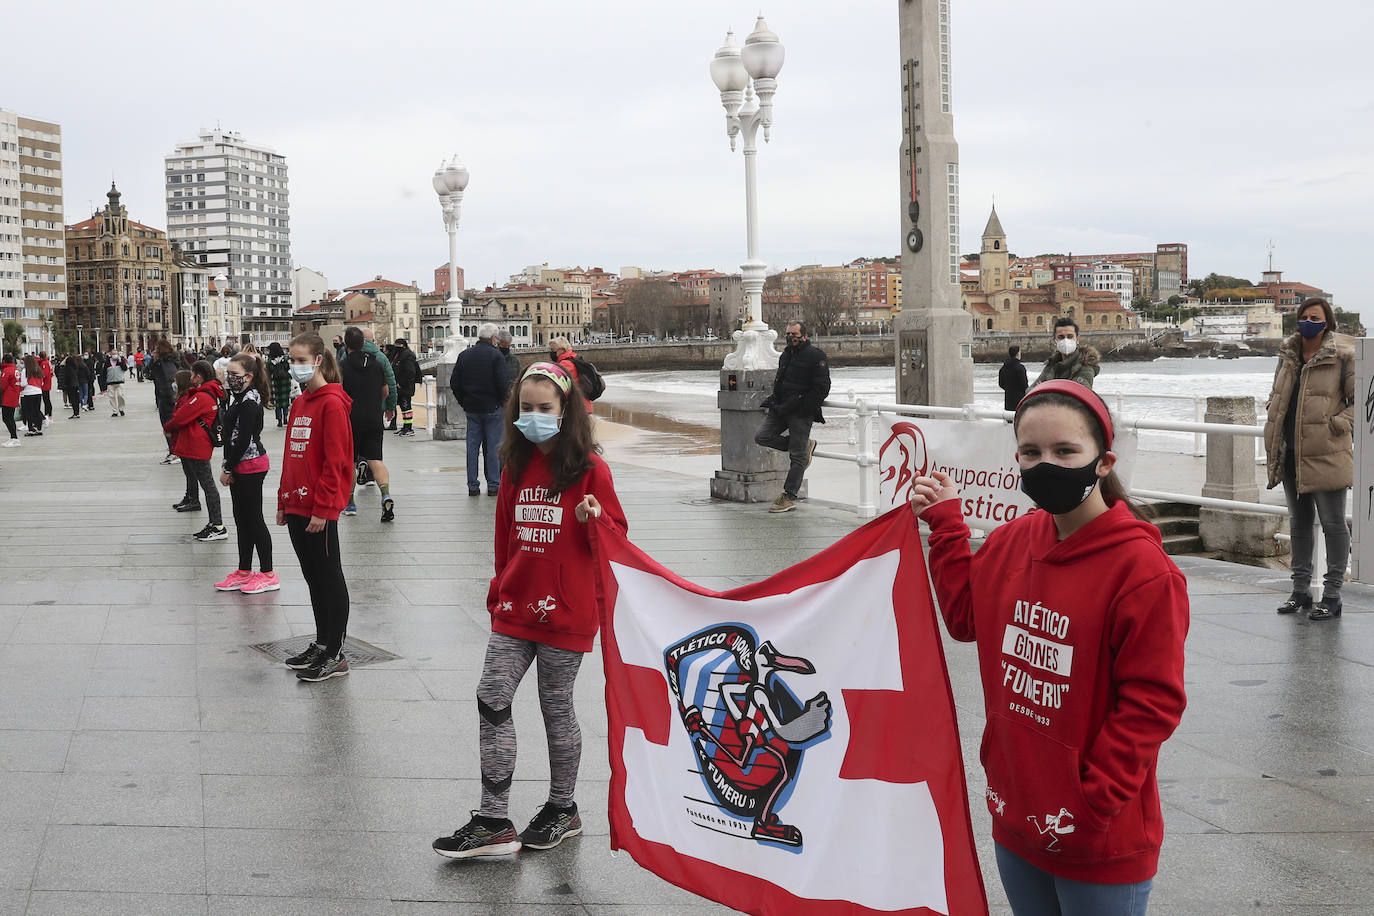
[
  {"xmin": 360, "ymin": 327, "xmax": 398, "ymax": 421},
  {"xmin": 1033, "ymin": 317, "xmax": 1100, "ymax": 389}
]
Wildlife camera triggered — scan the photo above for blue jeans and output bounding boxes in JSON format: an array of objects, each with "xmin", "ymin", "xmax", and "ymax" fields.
[
  {"xmin": 466, "ymin": 410, "xmax": 504, "ymax": 493},
  {"xmin": 995, "ymin": 844, "xmax": 1153, "ymax": 916}
]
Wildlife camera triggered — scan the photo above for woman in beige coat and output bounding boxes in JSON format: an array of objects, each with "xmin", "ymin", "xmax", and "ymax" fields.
[{"xmin": 1263, "ymin": 298, "xmax": 1353, "ymax": 620}]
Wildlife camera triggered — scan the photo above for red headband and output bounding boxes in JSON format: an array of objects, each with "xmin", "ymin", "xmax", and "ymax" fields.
[{"xmin": 1015, "ymin": 379, "xmax": 1114, "ymax": 450}]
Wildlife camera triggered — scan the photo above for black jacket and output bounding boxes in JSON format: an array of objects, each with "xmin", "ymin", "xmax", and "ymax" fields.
[
  {"xmin": 765, "ymin": 340, "xmax": 830, "ymax": 424},
  {"xmin": 340, "ymin": 348, "xmax": 387, "ymax": 430},
  {"xmin": 450, "ymin": 339, "xmax": 511, "ymax": 414},
  {"xmin": 391, "ymin": 347, "xmax": 420, "ymax": 391},
  {"xmin": 998, "ymin": 357, "xmax": 1028, "ymax": 411},
  {"xmin": 149, "ymin": 354, "xmax": 181, "ymax": 408},
  {"xmin": 221, "ymin": 388, "xmax": 265, "ymax": 472}
]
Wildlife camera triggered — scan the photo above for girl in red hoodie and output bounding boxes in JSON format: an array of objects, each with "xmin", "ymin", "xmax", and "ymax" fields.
[
  {"xmin": 908, "ymin": 380, "xmax": 1188, "ymax": 916},
  {"xmin": 433, "ymin": 361, "xmax": 627, "ymax": 860},
  {"xmin": 276, "ymin": 332, "xmax": 354, "ymax": 683},
  {"xmin": 164, "ymin": 360, "xmax": 227, "ymax": 541},
  {"xmin": 1, "ymin": 355, "xmax": 20, "ymax": 447}
]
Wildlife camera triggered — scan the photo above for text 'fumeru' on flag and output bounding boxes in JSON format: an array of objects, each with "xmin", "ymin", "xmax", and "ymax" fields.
[{"xmin": 588, "ymin": 508, "xmax": 989, "ymax": 916}]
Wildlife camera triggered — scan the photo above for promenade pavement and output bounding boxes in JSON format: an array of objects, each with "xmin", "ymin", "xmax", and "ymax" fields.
[{"xmin": 0, "ymin": 385, "xmax": 1370, "ymax": 915}]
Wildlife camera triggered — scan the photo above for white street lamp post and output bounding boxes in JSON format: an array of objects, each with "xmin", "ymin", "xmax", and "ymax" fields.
[
  {"xmin": 713, "ymin": 15, "xmax": 785, "ymax": 371},
  {"xmin": 214, "ymin": 273, "xmax": 228, "ymax": 348},
  {"xmin": 76, "ymin": 323, "xmax": 83, "ymax": 354},
  {"xmin": 432, "ymin": 156, "xmax": 470, "ymax": 361}
]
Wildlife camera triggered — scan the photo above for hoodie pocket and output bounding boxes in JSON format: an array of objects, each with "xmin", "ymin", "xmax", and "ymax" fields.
[
  {"xmin": 981, "ymin": 711, "xmax": 1109, "ymax": 863},
  {"xmin": 495, "ymin": 556, "xmax": 584, "ymax": 634}
]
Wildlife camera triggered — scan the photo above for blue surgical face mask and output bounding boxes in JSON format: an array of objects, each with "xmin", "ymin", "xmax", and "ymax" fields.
[
  {"xmin": 515, "ymin": 411, "xmax": 561, "ymax": 443},
  {"xmin": 1298, "ymin": 318, "xmax": 1326, "ymax": 340},
  {"xmin": 289, "ymin": 361, "xmax": 318, "ymax": 385}
]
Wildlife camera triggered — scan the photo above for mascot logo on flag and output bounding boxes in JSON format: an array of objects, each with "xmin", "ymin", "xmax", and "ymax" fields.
[{"xmin": 664, "ymin": 623, "xmax": 833, "ymax": 850}]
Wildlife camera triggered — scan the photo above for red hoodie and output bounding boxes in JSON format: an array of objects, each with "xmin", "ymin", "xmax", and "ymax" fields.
[
  {"xmin": 163, "ymin": 379, "xmax": 224, "ymax": 460},
  {"xmin": 486, "ymin": 449, "xmax": 627, "ymax": 652},
  {"xmin": 922, "ymin": 499, "xmax": 1188, "ymax": 885},
  {"xmin": 0, "ymin": 364, "xmax": 19, "ymax": 408},
  {"xmin": 38, "ymin": 358, "xmax": 53, "ymax": 391},
  {"xmin": 277, "ymin": 382, "xmax": 354, "ymax": 522}
]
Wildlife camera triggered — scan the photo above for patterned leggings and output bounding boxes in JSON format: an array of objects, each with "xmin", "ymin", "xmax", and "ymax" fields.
[{"xmin": 476, "ymin": 632, "xmax": 584, "ymax": 819}]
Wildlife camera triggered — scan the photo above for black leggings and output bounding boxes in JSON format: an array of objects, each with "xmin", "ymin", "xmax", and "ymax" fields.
[
  {"xmin": 229, "ymin": 471, "xmax": 273, "ymax": 572},
  {"xmin": 21, "ymin": 394, "xmax": 41, "ymax": 432},
  {"xmin": 64, "ymin": 388, "xmax": 81, "ymax": 418},
  {"xmin": 41, "ymin": 390, "xmax": 51, "ymax": 417},
  {"xmin": 286, "ymin": 515, "xmax": 349, "ymax": 656},
  {"xmin": 180, "ymin": 458, "xmax": 223, "ymax": 525},
  {"xmin": 1, "ymin": 405, "xmax": 15, "ymax": 439}
]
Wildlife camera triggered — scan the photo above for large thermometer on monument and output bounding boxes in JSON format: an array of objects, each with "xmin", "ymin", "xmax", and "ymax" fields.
[{"xmin": 903, "ymin": 57, "xmax": 923, "ymax": 253}]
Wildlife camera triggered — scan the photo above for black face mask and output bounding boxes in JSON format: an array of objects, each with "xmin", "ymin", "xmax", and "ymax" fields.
[{"xmin": 1020, "ymin": 456, "xmax": 1102, "ymax": 515}]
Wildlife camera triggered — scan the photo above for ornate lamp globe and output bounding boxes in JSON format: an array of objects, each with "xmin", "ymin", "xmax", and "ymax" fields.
[{"xmin": 741, "ymin": 15, "xmax": 784, "ymax": 80}]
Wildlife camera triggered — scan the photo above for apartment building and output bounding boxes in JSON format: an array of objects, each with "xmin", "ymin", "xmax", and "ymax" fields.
[
  {"xmin": 164, "ymin": 129, "xmax": 292, "ymax": 343},
  {"xmin": 0, "ymin": 109, "xmax": 65, "ymax": 352}
]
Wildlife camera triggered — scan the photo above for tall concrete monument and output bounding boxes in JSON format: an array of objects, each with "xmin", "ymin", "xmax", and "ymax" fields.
[{"xmin": 893, "ymin": 0, "xmax": 974, "ymax": 407}]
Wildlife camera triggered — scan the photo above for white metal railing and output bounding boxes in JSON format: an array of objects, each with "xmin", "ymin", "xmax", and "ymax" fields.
[{"xmin": 421, "ymin": 376, "xmax": 438, "ymax": 436}]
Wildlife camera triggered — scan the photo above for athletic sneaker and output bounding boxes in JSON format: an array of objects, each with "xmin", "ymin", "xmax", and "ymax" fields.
[
  {"xmin": 284, "ymin": 642, "xmax": 327, "ymax": 669},
  {"xmin": 519, "ymin": 803, "xmax": 582, "ymax": 851},
  {"xmin": 398, "ymin": 428, "xmax": 415, "ymax": 438},
  {"xmin": 174, "ymin": 500, "xmax": 201, "ymax": 512},
  {"xmin": 160, "ymin": 454, "xmax": 178, "ymax": 464},
  {"xmin": 355, "ymin": 459, "xmax": 372, "ymax": 486},
  {"xmin": 240, "ymin": 571, "xmax": 281, "ymax": 594},
  {"xmin": 193, "ymin": 524, "xmax": 228, "ymax": 541},
  {"xmin": 2, "ymin": 439, "xmax": 19, "ymax": 448},
  {"xmin": 380, "ymin": 497, "xmax": 395, "ymax": 523},
  {"xmin": 296, "ymin": 653, "xmax": 349, "ymax": 682},
  {"xmin": 214, "ymin": 569, "xmax": 253, "ymax": 591},
  {"xmin": 433, "ymin": 813, "xmax": 522, "ymax": 858},
  {"xmin": 768, "ymin": 493, "xmax": 798, "ymax": 513},
  {"xmin": 343, "ymin": 502, "xmax": 357, "ymax": 517}
]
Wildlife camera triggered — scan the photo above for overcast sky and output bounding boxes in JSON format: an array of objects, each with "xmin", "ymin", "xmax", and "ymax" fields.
[{"xmin": 7, "ymin": 0, "xmax": 1372, "ymax": 317}]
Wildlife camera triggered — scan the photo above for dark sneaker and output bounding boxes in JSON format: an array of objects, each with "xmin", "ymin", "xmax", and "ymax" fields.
[
  {"xmin": 284, "ymin": 642, "xmax": 327, "ymax": 669},
  {"xmin": 433, "ymin": 813, "xmax": 522, "ymax": 858},
  {"xmin": 343, "ymin": 502, "xmax": 357, "ymax": 517},
  {"xmin": 398, "ymin": 428, "xmax": 415, "ymax": 438},
  {"xmin": 355, "ymin": 459, "xmax": 369, "ymax": 486},
  {"xmin": 296, "ymin": 654, "xmax": 349, "ymax": 682},
  {"xmin": 194, "ymin": 525, "xmax": 228, "ymax": 541},
  {"xmin": 173, "ymin": 500, "xmax": 201, "ymax": 512},
  {"xmin": 380, "ymin": 497, "xmax": 395, "ymax": 523},
  {"xmin": 519, "ymin": 803, "xmax": 582, "ymax": 851}
]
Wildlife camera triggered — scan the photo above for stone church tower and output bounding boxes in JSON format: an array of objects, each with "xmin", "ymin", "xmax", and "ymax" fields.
[{"xmin": 979, "ymin": 205, "xmax": 1008, "ymax": 292}]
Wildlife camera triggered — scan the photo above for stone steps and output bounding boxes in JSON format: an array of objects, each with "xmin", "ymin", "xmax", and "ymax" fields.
[{"xmin": 1146, "ymin": 500, "xmax": 1203, "ymax": 556}]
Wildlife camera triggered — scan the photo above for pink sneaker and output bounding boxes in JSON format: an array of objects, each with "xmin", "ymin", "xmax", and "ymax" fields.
[
  {"xmin": 215, "ymin": 570, "xmax": 253, "ymax": 591},
  {"xmin": 240, "ymin": 571, "xmax": 281, "ymax": 594}
]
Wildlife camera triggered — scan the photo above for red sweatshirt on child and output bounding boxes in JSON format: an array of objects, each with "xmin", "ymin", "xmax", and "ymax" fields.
[
  {"xmin": 277, "ymin": 382, "xmax": 353, "ymax": 522},
  {"xmin": 922, "ymin": 498, "xmax": 1188, "ymax": 885},
  {"xmin": 164, "ymin": 379, "xmax": 224, "ymax": 460},
  {"xmin": 487, "ymin": 449, "xmax": 627, "ymax": 652}
]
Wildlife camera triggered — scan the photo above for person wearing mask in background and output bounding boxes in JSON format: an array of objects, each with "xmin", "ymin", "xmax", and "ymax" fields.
[
  {"xmin": 1033, "ymin": 318, "xmax": 1100, "ymax": 389},
  {"xmin": 390, "ymin": 337, "xmax": 420, "ymax": 437},
  {"xmin": 1, "ymin": 355, "xmax": 21, "ymax": 446},
  {"xmin": 332, "ymin": 334, "xmax": 347, "ymax": 362},
  {"xmin": 58, "ymin": 354, "xmax": 83, "ymax": 421},
  {"xmin": 215, "ymin": 352, "xmax": 279, "ymax": 595},
  {"xmin": 134, "ymin": 347, "xmax": 146, "ymax": 382},
  {"xmin": 20, "ymin": 355, "xmax": 43, "ymax": 436},
  {"xmin": 266, "ymin": 341, "xmax": 293, "ymax": 428},
  {"xmin": 213, "ymin": 344, "xmax": 234, "ymax": 384},
  {"xmin": 105, "ymin": 352, "xmax": 127, "ymax": 417},
  {"xmin": 1264, "ymin": 297, "xmax": 1353, "ymax": 621},
  {"xmin": 93, "ymin": 349, "xmax": 111, "ymax": 406},
  {"xmin": 496, "ymin": 329, "xmax": 521, "ymax": 386},
  {"xmin": 165, "ymin": 360, "xmax": 227, "ymax": 541},
  {"xmin": 149, "ymin": 340, "xmax": 183, "ymax": 463},
  {"xmin": 548, "ymin": 336, "xmax": 593, "ymax": 413},
  {"xmin": 340, "ymin": 327, "xmax": 395, "ymax": 523},
  {"xmin": 37, "ymin": 351, "xmax": 53, "ymax": 427},
  {"xmin": 755, "ymin": 320, "xmax": 830, "ymax": 514},
  {"xmin": 450, "ymin": 322, "xmax": 511, "ymax": 497},
  {"xmin": 277, "ymin": 332, "xmax": 355, "ymax": 682},
  {"xmin": 82, "ymin": 350, "xmax": 98, "ymax": 411},
  {"xmin": 998, "ymin": 345, "xmax": 1028, "ymax": 413}
]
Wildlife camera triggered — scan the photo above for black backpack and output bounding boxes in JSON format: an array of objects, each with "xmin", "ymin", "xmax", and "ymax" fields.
[
  {"xmin": 199, "ymin": 396, "xmax": 225, "ymax": 447},
  {"xmin": 567, "ymin": 355, "xmax": 605, "ymax": 401}
]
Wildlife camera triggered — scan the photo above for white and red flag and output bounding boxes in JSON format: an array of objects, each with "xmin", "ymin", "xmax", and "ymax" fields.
[{"xmin": 590, "ymin": 509, "xmax": 988, "ymax": 915}]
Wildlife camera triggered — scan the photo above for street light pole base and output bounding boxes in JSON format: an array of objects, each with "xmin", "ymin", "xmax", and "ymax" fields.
[
  {"xmin": 441, "ymin": 334, "xmax": 467, "ymax": 362},
  {"xmin": 722, "ymin": 327, "xmax": 779, "ymax": 370}
]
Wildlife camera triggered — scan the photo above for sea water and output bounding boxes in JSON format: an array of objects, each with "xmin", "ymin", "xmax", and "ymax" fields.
[{"xmin": 595, "ymin": 357, "xmax": 1279, "ymax": 456}]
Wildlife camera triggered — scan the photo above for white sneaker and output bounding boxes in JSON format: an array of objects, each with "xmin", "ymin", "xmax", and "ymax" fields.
[
  {"xmin": 2, "ymin": 439, "xmax": 19, "ymax": 448},
  {"xmin": 43, "ymin": 418, "xmax": 52, "ymax": 429}
]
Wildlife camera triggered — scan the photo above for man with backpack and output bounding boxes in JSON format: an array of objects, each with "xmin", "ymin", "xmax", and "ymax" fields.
[
  {"xmin": 340, "ymin": 327, "xmax": 395, "ymax": 522},
  {"xmin": 450, "ymin": 323, "xmax": 510, "ymax": 496}
]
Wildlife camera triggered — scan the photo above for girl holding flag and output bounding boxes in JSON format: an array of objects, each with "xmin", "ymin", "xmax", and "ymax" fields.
[
  {"xmin": 432, "ymin": 361, "xmax": 627, "ymax": 859},
  {"xmin": 908, "ymin": 379, "xmax": 1188, "ymax": 916}
]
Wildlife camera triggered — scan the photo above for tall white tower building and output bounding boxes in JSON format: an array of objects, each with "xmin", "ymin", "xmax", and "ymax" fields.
[
  {"xmin": 1, "ymin": 108, "xmax": 66, "ymax": 353},
  {"xmin": 164, "ymin": 129, "xmax": 292, "ymax": 343}
]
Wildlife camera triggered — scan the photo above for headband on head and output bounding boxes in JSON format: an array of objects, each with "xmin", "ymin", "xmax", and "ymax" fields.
[
  {"xmin": 521, "ymin": 361, "xmax": 573, "ymax": 397},
  {"xmin": 1015, "ymin": 379, "xmax": 1114, "ymax": 450}
]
